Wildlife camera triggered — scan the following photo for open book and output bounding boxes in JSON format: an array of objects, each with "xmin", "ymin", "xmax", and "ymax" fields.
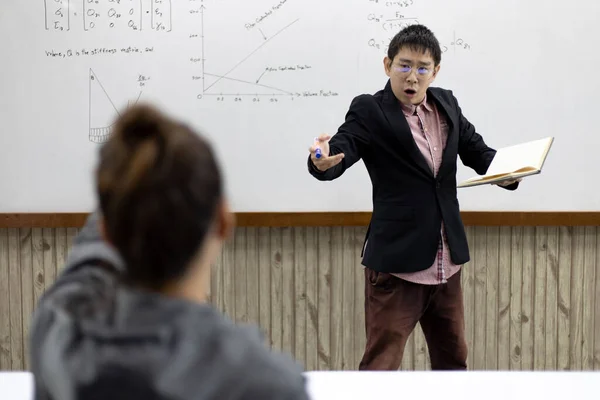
[{"xmin": 457, "ymin": 137, "xmax": 554, "ymax": 188}]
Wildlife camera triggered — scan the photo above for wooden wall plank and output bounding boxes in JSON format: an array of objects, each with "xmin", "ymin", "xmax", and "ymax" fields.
[
  {"xmin": 352, "ymin": 227, "xmax": 366, "ymax": 370},
  {"xmin": 472, "ymin": 225, "xmax": 487, "ymax": 369},
  {"xmin": 0, "ymin": 230, "xmax": 11, "ymax": 369},
  {"xmin": 221, "ymin": 231, "xmax": 235, "ymax": 325},
  {"xmin": 508, "ymin": 226, "xmax": 523, "ymax": 370},
  {"xmin": 557, "ymin": 227, "xmax": 572, "ymax": 370},
  {"xmin": 546, "ymin": 226, "xmax": 559, "ymax": 370},
  {"xmin": 19, "ymin": 229, "xmax": 33, "ymax": 371},
  {"xmin": 246, "ymin": 228, "xmax": 260, "ymax": 341},
  {"xmin": 257, "ymin": 228, "xmax": 271, "ymax": 346},
  {"xmin": 0, "ymin": 225, "xmax": 598, "ymax": 372},
  {"xmin": 8, "ymin": 229, "xmax": 23, "ymax": 370},
  {"xmin": 463, "ymin": 226, "xmax": 476, "ymax": 369},
  {"xmin": 485, "ymin": 227, "xmax": 499, "ymax": 369},
  {"xmin": 305, "ymin": 227, "xmax": 319, "ymax": 371},
  {"xmin": 498, "ymin": 226, "xmax": 512, "ymax": 370},
  {"xmin": 316, "ymin": 227, "xmax": 331, "ymax": 370},
  {"xmin": 282, "ymin": 227, "xmax": 295, "ymax": 358},
  {"xmin": 582, "ymin": 227, "xmax": 597, "ymax": 369},
  {"xmin": 520, "ymin": 227, "xmax": 536, "ymax": 369},
  {"xmin": 340, "ymin": 227, "xmax": 355, "ymax": 370},
  {"xmin": 270, "ymin": 228, "xmax": 283, "ymax": 353},
  {"xmin": 594, "ymin": 232, "xmax": 600, "ymax": 369},
  {"xmin": 234, "ymin": 229, "xmax": 247, "ymax": 324},
  {"xmin": 293, "ymin": 227, "xmax": 307, "ymax": 366},
  {"xmin": 330, "ymin": 227, "xmax": 343, "ymax": 370},
  {"xmin": 570, "ymin": 227, "xmax": 585, "ymax": 370},
  {"xmin": 533, "ymin": 227, "xmax": 547, "ymax": 370}
]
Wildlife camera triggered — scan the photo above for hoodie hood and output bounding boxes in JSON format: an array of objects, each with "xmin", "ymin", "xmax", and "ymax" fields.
[{"xmin": 64, "ymin": 211, "xmax": 124, "ymax": 274}]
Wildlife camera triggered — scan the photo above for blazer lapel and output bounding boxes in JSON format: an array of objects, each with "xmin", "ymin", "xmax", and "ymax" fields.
[
  {"xmin": 427, "ymin": 89, "xmax": 457, "ymax": 174},
  {"xmin": 381, "ymin": 81, "xmax": 433, "ymax": 178}
]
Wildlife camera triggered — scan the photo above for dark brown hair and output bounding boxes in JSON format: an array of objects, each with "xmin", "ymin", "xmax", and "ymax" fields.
[
  {"xmin": 388, "ymin": 24, "xmax": 442, "ymax": 66},
  {"xmin": 96, "ymin": 104, "xmax": 223, "ymax": 290}
]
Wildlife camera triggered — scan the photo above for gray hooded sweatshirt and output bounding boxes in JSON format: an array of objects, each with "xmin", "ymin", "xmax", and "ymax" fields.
[{"xmin": 29, "ymin": 212, "xmax": 309, "ymax": 400}]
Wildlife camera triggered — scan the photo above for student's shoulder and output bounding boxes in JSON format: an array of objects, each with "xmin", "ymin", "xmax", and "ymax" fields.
[
  {"xmin": 234, "ymin": 333, "xmax": 309, "ymax": 400},
  {"xmin": 197, "ymin": 313, "xmax": 309, "ymax": 399}
]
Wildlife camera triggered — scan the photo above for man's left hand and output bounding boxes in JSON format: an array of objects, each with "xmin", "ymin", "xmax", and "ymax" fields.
[{"xmin": 495, "ymin": 178, "xmax": 522, "ymax": 187}]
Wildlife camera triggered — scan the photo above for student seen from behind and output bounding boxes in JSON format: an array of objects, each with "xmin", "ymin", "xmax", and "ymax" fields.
[{"xmin": 29, "ymin": 104, "xmax": 309, "ymax": 400}]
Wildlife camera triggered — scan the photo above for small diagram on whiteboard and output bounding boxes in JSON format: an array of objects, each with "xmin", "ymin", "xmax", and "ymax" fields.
[{"xmin": 88, "ymin": 68, "xmax": 144, "ymax": 143}]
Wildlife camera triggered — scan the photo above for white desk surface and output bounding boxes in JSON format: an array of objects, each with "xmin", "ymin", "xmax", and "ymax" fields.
[
  {"xmin": 304, "ymin": 370, "xmax": 600, "ymax": 400},
  {"xmin": 2, "ymin": 370, "xmax": 599, "ymax": 399},
  {"xmin": 0, "ymin": 372, "xmax": 34, "ymax": 400}
]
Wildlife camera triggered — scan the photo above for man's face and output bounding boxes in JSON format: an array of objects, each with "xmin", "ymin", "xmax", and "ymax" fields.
[{"xmin": 384, "ymin": 47, "xmax": 440, "ymax": 105}]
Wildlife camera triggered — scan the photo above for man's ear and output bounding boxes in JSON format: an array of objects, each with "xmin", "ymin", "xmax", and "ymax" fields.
[
  {"xmin": 383, "ymin": 56, "xmax": 392, "ymax": 77},
  {"xmin": 432, "ymin": 64, "xmax": 441, "ymax": 79},
  {"xmin": 216, "ymin": 199, "xmax": 235, "ymax": 240}
]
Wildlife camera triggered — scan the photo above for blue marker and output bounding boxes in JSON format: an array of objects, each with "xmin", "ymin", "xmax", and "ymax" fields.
[{"xmin": 314, "ymin": 137, "xmax": 322, "ymax": 159}]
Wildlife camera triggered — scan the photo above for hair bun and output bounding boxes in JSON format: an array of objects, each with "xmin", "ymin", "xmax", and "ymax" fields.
[{"xmin": 115, "ymin": 103, "xmax": 166, "ymax": 146}]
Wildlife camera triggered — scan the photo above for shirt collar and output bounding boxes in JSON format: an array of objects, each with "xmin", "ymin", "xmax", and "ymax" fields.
[{"xmin": 400, "ymin": 92, "xmax": 433, "ymax": 116}]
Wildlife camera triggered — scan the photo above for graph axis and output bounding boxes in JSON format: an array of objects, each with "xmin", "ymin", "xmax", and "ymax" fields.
[{"xmin": 199, "ymin": 7, "xmax": 300, "ymax": 97}]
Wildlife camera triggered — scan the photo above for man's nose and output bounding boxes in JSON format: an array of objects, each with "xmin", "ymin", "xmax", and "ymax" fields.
[{"xmin": 406, "ymin": 70, "xmax": 418, "ymax": 83}]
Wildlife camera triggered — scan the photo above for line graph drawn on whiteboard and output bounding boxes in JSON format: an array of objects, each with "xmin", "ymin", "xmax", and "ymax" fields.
[
  {"xmin": 88, "ymin": 69, "xmax": 143, "ymax": 144},
  {"xmin": 192, "ymin": 0, "xmax": 341, "ymax": 102}
]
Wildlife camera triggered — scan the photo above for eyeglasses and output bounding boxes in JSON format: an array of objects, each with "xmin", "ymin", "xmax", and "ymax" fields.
[{"xmin": 393, "ymin": 64, "xmax": 431, "ymax": 76}]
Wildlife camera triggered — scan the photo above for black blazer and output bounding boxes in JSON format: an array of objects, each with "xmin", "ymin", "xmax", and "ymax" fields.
[{"xmin": 308, "ymin": 80, "xmax": 517, "ymax": 273}]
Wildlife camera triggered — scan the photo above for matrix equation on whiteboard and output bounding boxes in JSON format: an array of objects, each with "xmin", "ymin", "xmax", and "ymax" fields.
[{"xmin": 44, "ymin": 0, "xmax": 172, "ymax": 32}]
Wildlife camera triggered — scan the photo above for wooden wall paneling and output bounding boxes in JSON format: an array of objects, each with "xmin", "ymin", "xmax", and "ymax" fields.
[{"xmin": 0, "ymin": 226, "xmax": 598, "ymax": 372}]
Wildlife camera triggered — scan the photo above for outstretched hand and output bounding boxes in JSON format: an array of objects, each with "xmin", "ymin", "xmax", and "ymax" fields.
[
  {"xmin": 309, "ymin": 134, "xmax": 345, "ymax": 172},
  {"xmin": 494, "ymin": 178, "xmax": 522, "ymax": 187}
]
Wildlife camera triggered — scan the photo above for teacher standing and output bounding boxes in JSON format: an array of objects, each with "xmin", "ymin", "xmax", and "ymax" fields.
[{"xmin": 307, "ymin": 24, "xmax": 519, "ymax": 370}]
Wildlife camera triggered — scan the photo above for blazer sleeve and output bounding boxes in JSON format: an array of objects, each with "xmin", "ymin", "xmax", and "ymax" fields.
[
  {"xmin": 307, "ymin": 95, "xmax": 372, "ymax": 181},
  {"xmin": 452, "ymin": 93, "xmax": 519, "ymax": 191}
]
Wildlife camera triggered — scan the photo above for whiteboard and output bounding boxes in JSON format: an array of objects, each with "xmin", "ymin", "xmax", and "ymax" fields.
[{"xmin": 1, "ymin": 0, "xmax": 599, "ymax": 212}]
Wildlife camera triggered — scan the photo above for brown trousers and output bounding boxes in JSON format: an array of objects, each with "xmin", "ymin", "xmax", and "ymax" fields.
[{"xmin": 358, "ymin": 268, "xmax": 468, "ymax": 370}]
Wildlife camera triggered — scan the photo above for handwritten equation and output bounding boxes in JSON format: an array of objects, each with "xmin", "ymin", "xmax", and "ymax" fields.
[
  {"xmin": 441, "ymin": 31, "xmax": 471, "ymax": 53},
  {"xmin": 44, "ymin": 0, "xmax": 172, "ymax": 32},
  {"xmin": 367, "ymin": 0, "xmax": 415, "ymax": 6},
  {"xmin": 44, "ymin": 0, "xmax": 70, "ymax": 31},
  {"xmin": 367, "ymin": 32, "xmax": 471, "ymax": 54},
  {"xmin": 367, "ymin": 12, "xmax": 420, "ymax": 33},
  {"xmin": 365, "ymin": 0, "xmax": 471, "ymax": 55}
]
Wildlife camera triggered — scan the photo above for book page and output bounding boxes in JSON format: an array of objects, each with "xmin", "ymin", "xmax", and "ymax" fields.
[
  {"xmin": 483, "ymin": 137, "xmax": 553, "ymax": 177},
  {"xmin": 457, "ymin": 168, "xmax": 541, "ymax": 188},
  {"xmin": 461, "ymin": 168, "xmax": 536, "ymax": 184}
]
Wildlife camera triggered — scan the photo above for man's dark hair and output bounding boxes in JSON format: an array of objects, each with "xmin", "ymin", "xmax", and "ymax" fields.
[{"xmin": 387, "ymin": 24, "xmax": 442, "ymax": 66}]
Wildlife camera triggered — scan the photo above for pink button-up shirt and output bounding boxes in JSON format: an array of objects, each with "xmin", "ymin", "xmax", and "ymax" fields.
[{"xmin": 391, "ymin": 94, "xmax": 462, "ymax": 285}]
